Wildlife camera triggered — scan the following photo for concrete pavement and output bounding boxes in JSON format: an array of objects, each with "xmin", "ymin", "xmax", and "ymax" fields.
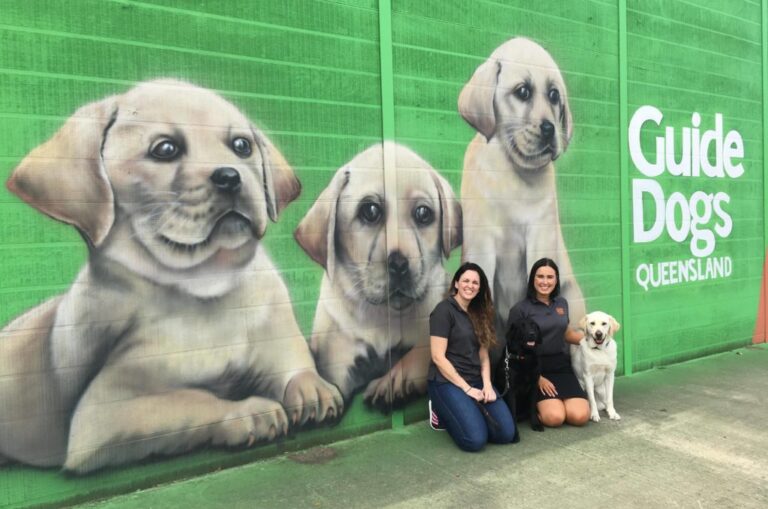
[{"xmin": 76, "ymin": 345, "xmax": 768, "ymax": 509}]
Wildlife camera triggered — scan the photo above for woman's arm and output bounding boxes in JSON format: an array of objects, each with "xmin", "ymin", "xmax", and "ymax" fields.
[
  {"xmin": 564, "ymin": 325, "xmax": 584, "ymax": 345},
  {"xmin": 479, "ymin": 346, "xmax": 495, "ymax": 402},
  {"xmin": 430, "ymin": 336, "xmax": 484, "ymax": 401}
]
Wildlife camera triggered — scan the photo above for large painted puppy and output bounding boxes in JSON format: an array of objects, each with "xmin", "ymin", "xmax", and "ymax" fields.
[
  {"xmin": 571, "ymin": 311, "xmax": 621, "ymax": 422},
  {"xmin": 295, "ymin": 142, "xmax": 462, "ymax": 409},
  {"xmin": 459, "ymin": 37, "xmax": 585, "ymax": 346},
  {"xmin": 0, "ymin": 80, "xmax": 342, "ymax": 473}
]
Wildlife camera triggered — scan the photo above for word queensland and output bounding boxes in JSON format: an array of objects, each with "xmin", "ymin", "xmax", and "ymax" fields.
[{"xmin": 630, "ymin": 105, "xmax": 741, "ymax": 291}]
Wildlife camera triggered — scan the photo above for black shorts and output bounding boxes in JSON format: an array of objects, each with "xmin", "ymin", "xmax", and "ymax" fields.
[{"xmin": 536, "ymin": 353, "xmax": 588, "ymax": 402}]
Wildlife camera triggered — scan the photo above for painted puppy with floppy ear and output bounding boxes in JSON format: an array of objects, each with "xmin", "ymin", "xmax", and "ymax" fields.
[
  {"xmin": 0, "ymin": 79, "xmax": 342, "ymax": 473},
  {"xmin": 459, "ymin": 37, "xmax": 586, "ymax": 352},
  {"xmin": 295, "ymin": 142, "xmax": 462, "ymax": 409}
]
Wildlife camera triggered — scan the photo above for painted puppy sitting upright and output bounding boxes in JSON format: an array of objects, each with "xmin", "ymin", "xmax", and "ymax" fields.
[
  {"xmin": 570, "ymin": 311, "xmax": 621, "ymax": 422},
  {"xmin": 495, "ymin": 317, "xmax": 544, "ymax": 432},
  {"xmin": 459, "ymin": 37, "xmax": 586, "ymax": 349}
]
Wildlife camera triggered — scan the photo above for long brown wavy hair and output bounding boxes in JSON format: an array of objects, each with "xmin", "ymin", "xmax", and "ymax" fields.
[{"xmin": 449, "ymin": 262, "xmax": 496, "ymax": 349}]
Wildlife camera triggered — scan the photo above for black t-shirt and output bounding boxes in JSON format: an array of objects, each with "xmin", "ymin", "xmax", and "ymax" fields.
[
  {"xmin": 507, "ymin": 295, "xmax": 570, "ymax": 356},
  {"xmin": 427, "ymin": 297, "xmax": 482, "ymax": 383}
]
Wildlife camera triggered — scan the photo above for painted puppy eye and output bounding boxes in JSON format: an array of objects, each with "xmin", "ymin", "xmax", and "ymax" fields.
[
  {"xmin": 357, "ymin": 201, "xmax": 383, "ymax": 224},
  {"xmin": 413, "ymin": 205, "xmax": 434, "ymax": 226},
  {"xmin": 149, "ymin": 138, "xmax": 181, "ymax": 160},
  {"xmin": 513, "ymin": 85, "xmax": 531, "ymax": 101},
  {"xmin": 232, "ymin": 137, "xmax": 252, "ymax": 157},
  {"xmin": 548, "ymin": 88, "xmax": 561, "ymax": 105}
]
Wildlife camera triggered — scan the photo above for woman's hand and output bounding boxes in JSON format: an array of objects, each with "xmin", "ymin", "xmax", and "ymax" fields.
[
  {"xmin": 538, "ymin": 375, "xmax": 557, "ymax": 398},
  {"xmin": 477, "ymin": 346, "xmax": 496, "ymax": 403},
  {"xmin": 466, "ymin": 387, "xmax": 484, "ymax": 402},
  {"xmin": 481, "ymin": 385, "xmax": 496, "ymax": 403}
]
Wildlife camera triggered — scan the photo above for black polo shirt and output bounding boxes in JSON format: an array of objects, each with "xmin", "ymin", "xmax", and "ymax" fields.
[
  {"xmin": 506, "ymin": 295, "xmax": 570, "ymax": 356},
  {"xmin": 427, "ymin": 297, "xmax": 482, "ymax": 384}
]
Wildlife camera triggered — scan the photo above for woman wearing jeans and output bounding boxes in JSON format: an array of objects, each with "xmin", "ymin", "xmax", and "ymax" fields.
[{"xmin": 427, "ymin": 262, "xmax": 516, "ymax": 451}]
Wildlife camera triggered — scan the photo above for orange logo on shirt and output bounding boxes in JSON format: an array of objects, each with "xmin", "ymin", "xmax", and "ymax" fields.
[{"xmin": 555, "ymin": 307, "xmax": 565, "ymax": 315}]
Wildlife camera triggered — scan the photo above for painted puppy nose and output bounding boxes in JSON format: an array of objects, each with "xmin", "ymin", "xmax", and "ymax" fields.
[
  {"xmin": 210, "ymin": 167, "xmax": 242, "ymax": 193},
  {"xmin": 540, "ymin": 120, "xmax": 555, "ymax": 141},
  {"xmin": 387, "ymin": 252, "xmax": 409, "ymax": 278}
]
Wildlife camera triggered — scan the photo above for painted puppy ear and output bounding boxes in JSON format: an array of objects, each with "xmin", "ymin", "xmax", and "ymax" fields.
[
  {"xmin": 458, "ymin": 58, "xmax": 500, "ymax": 141},
  {"xmin": 431, "ymin": 170, "xmax": 462, "ymax": 257},
  {"xmin": 7, "ymin": 97, "xmax": 118, "ymax": 247},
  {"xmin": 251, "ymin": 125, "xmax": 301, "ymax": 226},
  {"xmin": 294, "ymin": 166, "xmax": 350, "ymax": 279},
  {"xmin": 558, "ymin": 80, "xmax": 574, "ymax": 155}
]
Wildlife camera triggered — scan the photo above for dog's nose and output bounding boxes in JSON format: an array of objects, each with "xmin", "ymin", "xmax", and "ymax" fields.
[
  {"xmin": 210, "ymin": 167, "xmax": 242, "ymax": 193},
  {"xmin": 388, "ymin": 252, "xmax": 410, "ymax": 278},
  {"xmin": 540, "ymin": 120, "xmax": 555, "ymax": 141}
]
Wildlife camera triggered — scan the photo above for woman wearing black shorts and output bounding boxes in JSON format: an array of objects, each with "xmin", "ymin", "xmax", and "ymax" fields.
[{"xmin": 506, "ymin": 258, "xmax": 589, "ymax": 427}]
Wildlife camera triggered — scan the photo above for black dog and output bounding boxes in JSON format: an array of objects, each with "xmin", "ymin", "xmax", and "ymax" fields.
[{"xmin": 494, "ymin": 318, "xmax": 543, "ymax": 433}]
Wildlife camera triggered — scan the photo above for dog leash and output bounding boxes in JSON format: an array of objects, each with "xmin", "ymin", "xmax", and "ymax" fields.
[
  {"xmin": 500, "ymin": 346, "xmax": 534, "ymax": 397},
  {"xmin": 473, "ymin": 399, "xmax": 500, "ymax": 433},
  {"xmin": 500, "ymin": 345, "xmax": 511, "ymax": 397}
]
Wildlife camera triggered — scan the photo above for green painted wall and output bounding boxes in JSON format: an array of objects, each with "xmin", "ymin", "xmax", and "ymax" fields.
[
  {"xmin": 626, "ymin": 0, "xmax": 764, "ymax": 370},
  {"xmin": 0, "ymin": 0, "xmax": 764, "ymax": 507}
]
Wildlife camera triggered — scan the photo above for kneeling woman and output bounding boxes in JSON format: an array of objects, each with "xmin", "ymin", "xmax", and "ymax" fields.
[
  {"xmin": 507, "ymin": 258, "xmax": 590, "ymax": 428},
  {"xmin": 428, "ymin": 262, "xmax": 516, "ymax": 451}
]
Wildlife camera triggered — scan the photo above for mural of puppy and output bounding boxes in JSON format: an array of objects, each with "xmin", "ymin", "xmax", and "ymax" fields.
[
  {"xmin": 0, "ymin": 79, "xmax": 342, "ymax": 473},
  {"xmin": 295, "ymin": 142, "xmax": 461, "ymax": 409},
  {"xmin": 571, "ymin": 311, "xmax": 621, "ymax": 422},
  {"xmin": 458, "ymin": 37, "xmax": 586, "ymax": 345},
  {"xmin": 494, "ymin": 317, "xmax": 543, "ymax": 433}
]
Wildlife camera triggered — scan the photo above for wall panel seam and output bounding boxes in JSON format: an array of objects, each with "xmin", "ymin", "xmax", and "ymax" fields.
[{"xmin": 619, "ymin": 0, "xmax": 633, "ymax": 374}]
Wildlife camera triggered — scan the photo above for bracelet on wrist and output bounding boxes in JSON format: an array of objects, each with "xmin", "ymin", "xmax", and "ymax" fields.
[{"xmin": 464, "ymin": 386, "xmax": 471, "ymax": 393}]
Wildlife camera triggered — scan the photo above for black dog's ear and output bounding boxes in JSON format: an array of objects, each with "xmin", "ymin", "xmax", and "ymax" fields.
[{"xmin": 505, "ymin": 322, "xmax": 520, "ymax": 344}]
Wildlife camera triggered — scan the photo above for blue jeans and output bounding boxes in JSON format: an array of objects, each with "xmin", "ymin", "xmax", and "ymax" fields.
[{"xmin": 428, "ymin": 380, "xmax": 516, "ymax": 451}]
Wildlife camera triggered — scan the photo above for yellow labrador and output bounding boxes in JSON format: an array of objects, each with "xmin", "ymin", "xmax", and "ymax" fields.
[
  {"xmin": 459, "ymin": 37, "xmax": 586, "ymax": 341},
  {"xmin": 0, "ymin": 79, "xmax": 342, "ymax": 473},
  {"xmin": 295, "ymin": 142, "xmax": 461, "ymax": 409},
  {"xmin": 571, "ymin": 311, "xmax": 621, "ymax": 422}
]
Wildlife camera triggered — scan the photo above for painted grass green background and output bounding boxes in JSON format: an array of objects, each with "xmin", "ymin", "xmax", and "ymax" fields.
[{"xmin": 0, "ymin": 0, "xmax": 764, "ymax": 507}]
